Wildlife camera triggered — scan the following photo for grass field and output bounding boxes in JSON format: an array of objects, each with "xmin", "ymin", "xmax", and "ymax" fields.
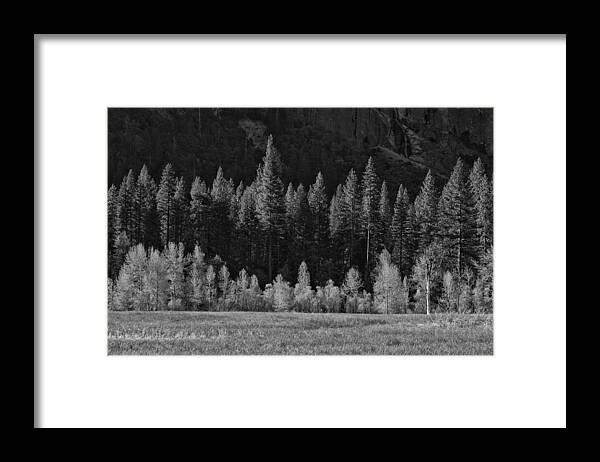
[{"xmin": 108, "ymin": 311, "xmax": 493, "ymax": 355}]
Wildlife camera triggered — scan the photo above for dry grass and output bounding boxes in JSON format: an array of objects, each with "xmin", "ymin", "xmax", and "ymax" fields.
[{"xmin": 108, "ymin": 311, "xmax": 493, "ymax": 355}]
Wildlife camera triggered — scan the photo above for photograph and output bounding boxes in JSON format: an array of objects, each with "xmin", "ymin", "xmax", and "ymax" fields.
[{"xmin": 107, "ymin": 107, "xmax": 494, "ymax": 355}]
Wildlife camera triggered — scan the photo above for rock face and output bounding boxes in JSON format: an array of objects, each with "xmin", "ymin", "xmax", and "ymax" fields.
[{"xmin": 108, "ymin": 108, "xmax": 492, "ymax": 198}]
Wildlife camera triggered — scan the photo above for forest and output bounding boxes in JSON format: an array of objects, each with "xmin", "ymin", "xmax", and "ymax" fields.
[{"xmin": 108, "ymin": 133, "xmax": 493, "ymax": 315}]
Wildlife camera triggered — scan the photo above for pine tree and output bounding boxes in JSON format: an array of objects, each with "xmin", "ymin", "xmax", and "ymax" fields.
[
  {"xmin": 376, "ymin": 181, "xmax": 392, "ymax": 251},
  {"xmin": 189, "ymin": 177, "xmax": 211, "ymax": 253},
  {"xmin": 116, "ymin": 169, "xmax": 136, "ymax": 239},
  {"xmin": 390, "ymin": 184, "xmax": 412, "ymax": 277},
  {"xmin": 256, "ymin": 135, "xmax": 285, "ymax": 282},
  {"xmin": 307, "ymin": 172, "xmax": 329, "ymax": 285},
  {"xmin": 172, "ymin": 177, "xmax": 188, "ymax": 246},
  {"xmin": 133, "ymin": 165, "xmax": 157, "ymax": 246},
  {"xmin": 436, "ymin": 158, "xmax": 477, "ymax": 276},
  {"xmin": 469, "ymin": 158, "xmax": 493, "ymax": 263},
  {"xmin": 292, "ymin": 184, "xmax": 310, "ymax": 272},
  {"xmin": 414, "ymin": 170, "xmax": 437, "ymax": 256},
  {"xmin": 339, "ymin": 169, "xmax": 361, "ymax": 271},
  {"xmin": 237, "ymin": 182, "xmax": 259, "ymax": 268},
  {"xmin": 156, "ymin": 164, "xmax": 177, "ymax": 248},
  {"xmin": 210, "ymin": 166, "xmax": 234, "ymax": 259},
  {"xmin": 360, "ymin": 157, "xmax": 380, "ymax": 288}
]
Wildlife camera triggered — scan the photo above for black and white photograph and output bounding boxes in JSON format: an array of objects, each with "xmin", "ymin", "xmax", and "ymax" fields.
[
  {"xmin": 107, "ymin": 108, "xmax": 493, "ymax": 355},
  {"xmin": 35, "ymin": 35, "xmax": 565, "ymax": 428}
]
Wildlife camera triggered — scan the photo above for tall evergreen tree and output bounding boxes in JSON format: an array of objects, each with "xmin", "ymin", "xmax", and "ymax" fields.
[
  {"xmin": 256, "ymin": 135, "xmax": 285, "ymax": 282},
  {"xmin": 339, "ymin": 169, "xmax": 361, "ymax": 271},
  {"xmin": 237, "ymin": 182, "xmax": 259, "ymax": 269},
  {"xmin": 375, "ymin": 180, "xmax": 391, "ymax": 253},
  {"xmin": 436, "ymin": 158, "xmax": 477, "ymax": 276},
  {"xmin": 156, "ymin": 164, "xmax": 177, "ymax": 248},
  {"xmin": 172, "ymin": 177, "xmax": 188, "ymax": 246},
  {"xmin": 133, "ymin": 165, "xmax": 158, "ymax": 247},
  {"xmin": 390, "ymin": 184, "xmax": 412, "ymax": 277},
  {"xmin": 413, "ymin": 170, "xmax": 437, "ymax": 254},
  {"xmin": 307, "ymin": 172, "xmax": 329, "ymax": 285},
  {"xmin": 360, "ymin": 157, "xmax": 380, "ymax": 288},
  {"xmin": 189, "ymin": 177, "xmax": 211, "ymax": 251},
  {"xmin": 468, "ymin": 158, "xmax": 493, "ymax": 263},
  {"xmin": 116, "ymin": 169, "xmax": 136, "ymax": 238}
]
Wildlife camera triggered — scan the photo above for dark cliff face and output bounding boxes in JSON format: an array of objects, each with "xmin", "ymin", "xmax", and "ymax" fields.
[{"xmin": 108, "ymin": 108, "xmax": 492, "ymax": 198}]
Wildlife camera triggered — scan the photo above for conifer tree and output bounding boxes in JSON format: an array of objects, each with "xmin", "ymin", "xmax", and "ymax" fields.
[
  {"xmin": 414, "ymin": 170, "xmax": 437, "ymax": 255},
  {"xmin": 307, "ymin": 172, "xmax": 329, "ymax": 285},
  {"xmin": 116, "ymin": 169, "xmax": 136, "ymax": 239},
  {"xmin": 390, "ymin": 184, "xmax": 412, "ymax": 277},
  {"xmin": 256, "ymin": 135, "xmax": 285, "ymax": 282},
  {"xmin": 436, "ymin": 158, "xmax": 477, "ymax": 276},
  {"xmin": 292, "ymin": 184, "xmax": 310, "ymax": 273},
  {"xmin": 360, "ymin": 157, "xmax": 380, "ymax": 287},
  {"xmin": 469, "ymin": 158, "xmax": 493, "ymax": 263},
  {"xmin": 237, "ymin": 182, "xmax": 259, "ymax": 268},
  {"xmin": 133, "ymin": 165, "xmax": 157, "ymax": 246},
  {"xmin": 172, "ymin": 177, "xmax": 188, "ymax": 246},
  {"xmin": 156, "ymin": 164, "xmax": 177, "ymax": 247},
  {"xmin": 339, "ymin": 169, "xmax": 361, "ymax": 270},
  {"xmin": 189, "ymin": 177, "xmax": 211, "ymax": 253},
  {"xmin": 375, "ymin": 180, "xmax": 391, "ymax": 253},
  {"xmin": 210, "ymin": 166, "xmax": 234, "ymax": 259},
  {"xmin": 107, "ymin": 184, "xmax": 119, "ymax": 278}
]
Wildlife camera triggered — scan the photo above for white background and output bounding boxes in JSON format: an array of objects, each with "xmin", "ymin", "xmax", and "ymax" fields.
[{"xmin": 36, "ymin": 35, "xmax": 566, "ymax": 428}]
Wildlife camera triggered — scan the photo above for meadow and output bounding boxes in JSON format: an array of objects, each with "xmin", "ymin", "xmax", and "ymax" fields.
[{"xmin": 108, "ymin": 311, "xmax": 493, "ymax": 355}]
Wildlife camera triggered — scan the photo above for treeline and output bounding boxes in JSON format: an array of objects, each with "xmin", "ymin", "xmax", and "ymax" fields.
[
  {"xmin": 109, "ymin": 244, "xmax": 492, "ymax": 314},
  {"xmin": 108, "ymin": 134, "xmax": 493, "ymax": 314}
]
